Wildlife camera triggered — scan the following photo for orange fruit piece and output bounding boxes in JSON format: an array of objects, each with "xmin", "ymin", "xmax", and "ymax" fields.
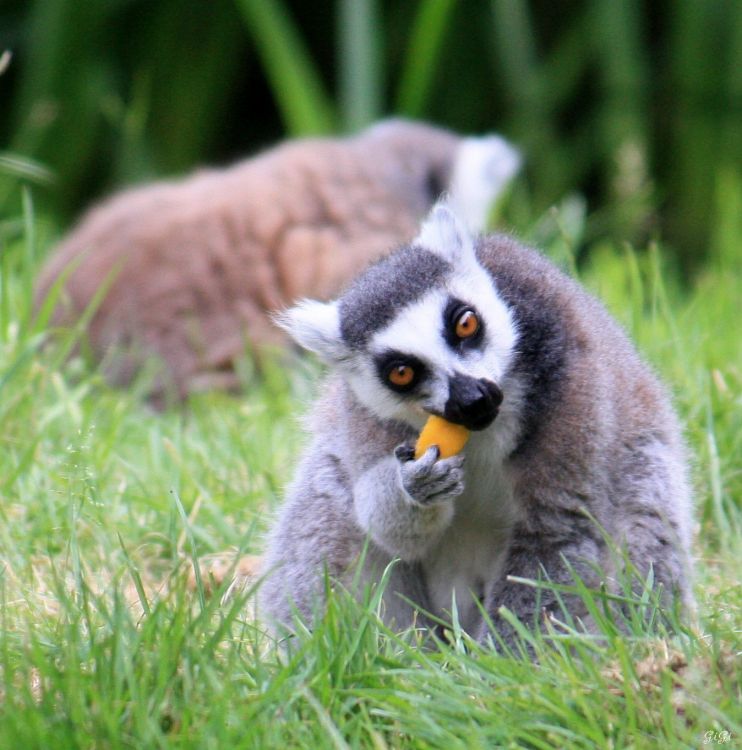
[{"xmin": 414, "ymin": 415, "xmax": 470, "ymax": 459}]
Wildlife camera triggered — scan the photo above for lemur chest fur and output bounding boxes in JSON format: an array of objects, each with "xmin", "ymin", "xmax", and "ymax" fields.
[{"xmin": 422, "ymin": 440, "xmax": 517, "ymax": 631}]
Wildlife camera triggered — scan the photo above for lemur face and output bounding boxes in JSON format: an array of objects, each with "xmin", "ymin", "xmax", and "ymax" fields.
[
  {"xmin": 278, "ymin": 203, "xmax": 517, "ymax": 430},
  {"xmin": 357, "ymin": 280, "xmax": 512, "ymax": 429}
]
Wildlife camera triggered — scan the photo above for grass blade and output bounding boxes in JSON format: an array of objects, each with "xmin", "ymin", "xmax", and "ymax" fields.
[
  {"xmin": 591, "ymin": 0, "xmax": 649, "ymax": 146},
  {"xmin": 117, "ymin": 532, "xmax": 151, "ymax": 617},
  {"xmin": 337, "ymin": 0, "xmax": 383, "ymax": 131},
  {"xmin": 0, "ymin": 153, "xmax": 55, "ymax": 186},
  {"xmin": 395, "ymin": 0, "xmax": 456, "ymax": 117},
  {"xmin": 171, "ymin": 488, "xmax": 206, "ymax": 613},
  {"xmin": 235, "ymin": 0, "xmax": 336, "ymax": 135}
]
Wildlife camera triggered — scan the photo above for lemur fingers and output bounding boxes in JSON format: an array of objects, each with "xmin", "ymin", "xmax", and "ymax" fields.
[{"xmin": 397, "ymin": 445, "xmax": 466, "ymax": 505}]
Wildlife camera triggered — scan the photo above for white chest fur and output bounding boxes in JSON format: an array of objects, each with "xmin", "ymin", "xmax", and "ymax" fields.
[{"xmin": 421, "ymin": 429, "xmax": 518, "ymax": 633}]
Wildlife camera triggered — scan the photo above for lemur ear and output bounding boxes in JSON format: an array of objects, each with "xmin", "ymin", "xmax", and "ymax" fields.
[
  {"xmin": 413, "ymin": 201, "xmax": 477, "ymax": 266},
  {"xmin": 275, "ymin": 299, "xmax": 347, "ymax": 363}
]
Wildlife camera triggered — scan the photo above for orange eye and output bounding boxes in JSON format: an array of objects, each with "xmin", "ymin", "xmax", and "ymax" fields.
[
  {"xmin": 388, "ymin": 364, "xmax": 415, "ymax": 387},
  {"xmin": 455, "ymin": 310, "xmax": 479, "ymax": 339}
]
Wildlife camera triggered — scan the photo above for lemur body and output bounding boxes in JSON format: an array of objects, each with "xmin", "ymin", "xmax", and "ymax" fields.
[
  {"xmin": 35, "ymin": 120, "xmax": 519, "ymax": 400},
  {"xmin": 261, "ymin": 204, "xmax": 693, "ymax": 642}
]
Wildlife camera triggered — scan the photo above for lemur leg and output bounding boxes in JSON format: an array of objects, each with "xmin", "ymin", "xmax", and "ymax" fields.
[
  {"xmin": 478, "ymin": 525, "xmax": 605, "ymax": 649},
  {"xmin": 353, "ymin": 445, "xmax": 464, "ymax": 561},
  {"xmin": 613, "ymin": 440, "xmax": 693, "ymax": 610},
  {"xmin": 618, "ymin": 514, "xmax": 691, "ymax": 611},
  {"xmin": 355, "ymin": 549, "xmax": 437, "ymax": 632}
]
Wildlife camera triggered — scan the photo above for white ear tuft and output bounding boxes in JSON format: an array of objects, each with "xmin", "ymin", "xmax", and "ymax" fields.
[
  {"xmin": 448, "ymin": 135, "xmax": 521, "ymax": 232},
  {"xmin": 274, "ymin": 299, "xmax": 346, "ymax": 363},
  {"xmin": 413, "ymin": 201, "xmax": 476, "ymax": 265}
]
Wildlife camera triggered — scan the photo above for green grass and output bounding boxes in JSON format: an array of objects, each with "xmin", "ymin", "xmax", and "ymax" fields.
[{"xmin": 0, "ymin": 188, "xmax": 740, "ymax": 748}]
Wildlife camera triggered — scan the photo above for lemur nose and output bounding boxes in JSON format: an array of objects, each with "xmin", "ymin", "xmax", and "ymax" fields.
[{"xmin": 444, "ymin": 374, "xmax": 503, "ymax": 431}]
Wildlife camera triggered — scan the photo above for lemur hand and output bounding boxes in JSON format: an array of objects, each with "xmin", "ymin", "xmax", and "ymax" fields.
[{"xmin": 395, "ymin": 444, "xmax": 465, "ymax": 505}]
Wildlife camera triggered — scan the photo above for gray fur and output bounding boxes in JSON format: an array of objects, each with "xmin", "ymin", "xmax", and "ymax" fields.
[
  {"xmin": 260, "ymin": 205, "xmax": 693, "ymax": 646},
  {"xmin": 339, "ymin": 247, "xmax": 451, "ymax": 349}
]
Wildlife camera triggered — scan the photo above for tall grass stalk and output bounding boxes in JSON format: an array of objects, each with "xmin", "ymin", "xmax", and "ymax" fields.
[
  {"xmin": 395, "ymin": 0, "xmax": 457, "ymax": 117},
  {"xmin": 338, "ymin": 0, "xmax": 383, "ymax": 132},
  {"xmin": 234, "ymin": 0, "xmax": 336, "ymax": 135}
]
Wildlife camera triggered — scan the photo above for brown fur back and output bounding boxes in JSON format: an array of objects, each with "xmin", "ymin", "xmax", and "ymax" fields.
[{"xmin": 35, "ymin": 122, "xmax": 460, "ymax": 398}]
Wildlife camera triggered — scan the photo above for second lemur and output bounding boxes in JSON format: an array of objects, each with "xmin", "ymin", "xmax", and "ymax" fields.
[{"xmin": 261, "ymin": 203, "xmax": 693, "ymax": 643}]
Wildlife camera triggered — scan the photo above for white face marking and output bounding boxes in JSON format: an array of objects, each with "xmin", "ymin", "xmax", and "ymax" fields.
[{"xmin": 343, "ymin": 258, "xmax": 517, "ymax": 429}]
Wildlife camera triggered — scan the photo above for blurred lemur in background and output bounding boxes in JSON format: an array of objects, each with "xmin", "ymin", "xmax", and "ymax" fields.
[
  {"xmin": 35, "ymin": 120, "xmax": 520, "ymax": 401},
  {"xmin": 261, "ymin": 203, "xmax": 693, "ymax": 645}
]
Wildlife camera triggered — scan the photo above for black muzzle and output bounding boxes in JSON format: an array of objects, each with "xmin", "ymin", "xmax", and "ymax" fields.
[{"xmin": 443, "ymin": 373, "xmax": 503, "ymax": 431}]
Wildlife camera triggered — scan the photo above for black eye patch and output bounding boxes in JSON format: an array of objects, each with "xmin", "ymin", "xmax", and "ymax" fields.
[
  {"xmin": 443, "ymin": 298, "xmax": 485, "ymax": 351},
  {"xmin": 374, "ymin": 351, "xmax": 428, "ymax": 394}
]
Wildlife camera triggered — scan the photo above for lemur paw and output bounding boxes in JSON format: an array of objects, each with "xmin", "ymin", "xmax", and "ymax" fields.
[{"xmin": 395, "ymin": 443, "xmax": 465, "ymax": 505}]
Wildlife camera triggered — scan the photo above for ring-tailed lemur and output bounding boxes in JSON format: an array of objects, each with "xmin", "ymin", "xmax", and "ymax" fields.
[{"xmin": 260, "ymin": 203, "xmax": 693, "ymax": 643}]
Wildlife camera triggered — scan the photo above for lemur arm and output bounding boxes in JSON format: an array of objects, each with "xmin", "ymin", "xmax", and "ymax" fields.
[{"xmin": 352, "ymin": 446, "xmax": 464, "ymax": 561}]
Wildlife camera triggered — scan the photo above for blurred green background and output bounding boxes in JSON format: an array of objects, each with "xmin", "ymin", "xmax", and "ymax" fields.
[{"xmin": 1, "ymin": 0, "xmax": 740, "ymax": 271}]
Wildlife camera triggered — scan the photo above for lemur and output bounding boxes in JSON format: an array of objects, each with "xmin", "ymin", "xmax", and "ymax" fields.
[
  {"xmin": 35, "ymin": 120, "xmax": 519, "ymax": 401},
  {"xmin": 260, "ymin": 203, "xmax": 693, "ymax": 644}
]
